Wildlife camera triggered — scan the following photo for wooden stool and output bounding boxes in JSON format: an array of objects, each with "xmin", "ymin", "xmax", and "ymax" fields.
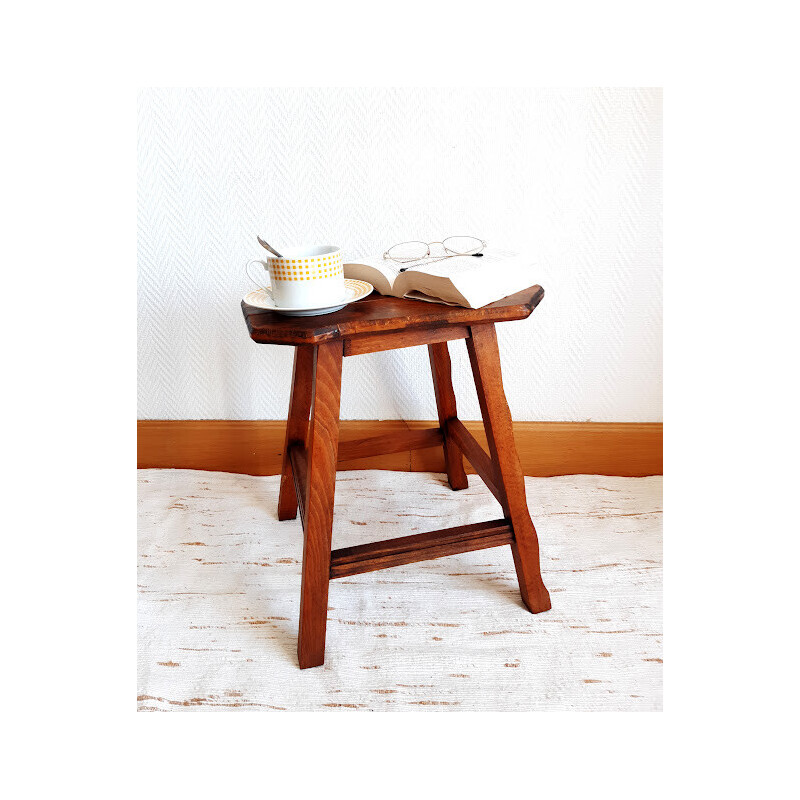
[{"xmin": 242, "ymin": 285, "xmax": 551, "ymax": 668}]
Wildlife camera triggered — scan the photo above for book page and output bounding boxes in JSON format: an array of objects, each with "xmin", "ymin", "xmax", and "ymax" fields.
[
  {"xmin": 397, "ymin": 248, "xmax": 531, "ymax": 308},
  {"xmin": 450, "ymin": 255, "xmax": 534, "ymax": 308},
  {"xmin": 343, "ymin": 256, "xmax": 401, "ymax": 296},
  {"xmin": 396, "ymin": 272, "xmax": 472, "ymax": 306},
  {"xmin": 403, "ymin": 290, "xmax": 462, "ymax": 305}
]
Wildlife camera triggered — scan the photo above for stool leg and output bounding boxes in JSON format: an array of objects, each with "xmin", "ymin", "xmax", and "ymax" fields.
[
  {"xmin": 428, "ymin": 342, "xmax": 469, "ymax": 490},
  {"xmin": 278, "ymin": 346, "xmax": 315, "ymax": 521},
  {"xmin": 466, "ymin": 323, "xmax": 551, "ymax": 614},
  {"xmin": 298, "ymin": 340, "xmax": 343, "ymax": 668}
]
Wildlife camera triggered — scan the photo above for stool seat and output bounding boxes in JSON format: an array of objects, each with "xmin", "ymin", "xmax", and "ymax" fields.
[
  {"xmin": 242, "ymin": 285, "xmax": 544, "ymax": 347},
  {"xmin": 242, "ymin": 285, "xmax": 551, "ymax": 669}
]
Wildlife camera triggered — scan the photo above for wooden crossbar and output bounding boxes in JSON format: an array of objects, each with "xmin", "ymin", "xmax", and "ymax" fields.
[
  {"xmin": 337, "ymin": 426, "xmax": 443, "ymax": 463},
  {"xmin": 447, "ymin": 418, "xmax": 507, "ymax": 508},
  {"xmin": 343, "ymin": 326, "xmax": 470, "ymax": 357},
  {"xmin": 329, "ymin": 519, "xmax": 514, "ymax": 579},
  {"xmin": 288, "ymin": 444, "xmax": 308, "ymax": 527}
]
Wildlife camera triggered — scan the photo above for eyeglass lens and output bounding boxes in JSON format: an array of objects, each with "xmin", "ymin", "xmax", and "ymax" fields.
[
  {"xmin": 386, "ymin": 241, "xmax": 430, "ymax": 262},
  {"xmin": 443, "ymin": 236, "xmax": 483, "ymax": 255}
]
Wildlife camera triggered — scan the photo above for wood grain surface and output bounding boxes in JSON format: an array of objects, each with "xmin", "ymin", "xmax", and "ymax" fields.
[
  {"xmin": 329, "ymin": 519, "xmax": 514, "ymax": 579},
  {"xmin": 343, "ymin": 326, "xmax": 470, "ymax": 356},
  {"xmin": 277, "ymin": 346, "xmax": 314, "ymax": 521},
  {"xmin": 466, "ymin": 324, "xmax": 550, "ymax": 613},
  {"xmin": 138, "ymin": 420, "xmax": 663, "ymax": 477},
  {"xmin": 428, "ymin": 342, "xmax": 469, "ymax": 490},
  {"xmin": 297, "ymin": 341, "xmax": 343, "ymax": 668},
  {"xmin": 241, "ymin": 285, "xmax": 545, "ymax": 346}
]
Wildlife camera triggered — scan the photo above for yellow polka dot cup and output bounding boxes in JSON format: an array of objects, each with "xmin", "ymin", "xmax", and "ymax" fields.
[{"xmin": 246, "ymin": 245, "xmax": 345, "ymax": 308}]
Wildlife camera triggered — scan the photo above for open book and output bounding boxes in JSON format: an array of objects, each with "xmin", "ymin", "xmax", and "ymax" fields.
[{"xmin": 343, "ymin": 248, "xmax": 535, "ymax": 309}]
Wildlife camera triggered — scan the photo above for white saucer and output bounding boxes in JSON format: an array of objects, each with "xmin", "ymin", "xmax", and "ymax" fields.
[{"xmin": 244, "ymin": 279, "xmax": 374, "ymax": 316}]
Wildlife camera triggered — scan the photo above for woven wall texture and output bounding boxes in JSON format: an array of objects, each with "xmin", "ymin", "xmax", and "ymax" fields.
[{"xmin": 137, "ymin": 87, "xmax": 662, "ymax": 421}]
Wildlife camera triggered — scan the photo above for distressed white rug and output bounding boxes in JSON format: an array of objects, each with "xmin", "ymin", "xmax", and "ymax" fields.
[{"xmin": 138, "ymin": 469, "xmax": 662, "ymax": 711}]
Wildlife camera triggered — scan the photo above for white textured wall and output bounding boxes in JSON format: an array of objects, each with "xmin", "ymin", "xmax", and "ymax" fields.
[{"xmin": 137, "ymin": 87, "xmax": 661, "ymax": 421}]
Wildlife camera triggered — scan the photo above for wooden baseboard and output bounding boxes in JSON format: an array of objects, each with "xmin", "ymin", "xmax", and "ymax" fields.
[{"xmin": 138, "ymin": 420, "xmax": 662, "ymax": 477}]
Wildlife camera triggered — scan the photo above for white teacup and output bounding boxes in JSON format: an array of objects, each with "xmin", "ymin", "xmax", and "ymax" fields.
[{"xmin": 246, "ymin": 245, "xmax": 345, "ymax": 308}]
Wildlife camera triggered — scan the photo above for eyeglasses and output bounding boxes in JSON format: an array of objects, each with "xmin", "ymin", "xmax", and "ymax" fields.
[{"xmin": 383, "ymin": 236, "xmax": 487, "ymax": 271}]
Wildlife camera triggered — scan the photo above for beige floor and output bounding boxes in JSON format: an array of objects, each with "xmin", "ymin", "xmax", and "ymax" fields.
[{"xmin": 138, "ymin": 469, "xmax": 662, "ymax": 711}]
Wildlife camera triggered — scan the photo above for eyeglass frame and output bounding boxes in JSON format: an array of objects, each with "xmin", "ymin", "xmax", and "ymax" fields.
[{"xmin": 383, "ymin": 236, "xmax": 488, "ymax": 266}]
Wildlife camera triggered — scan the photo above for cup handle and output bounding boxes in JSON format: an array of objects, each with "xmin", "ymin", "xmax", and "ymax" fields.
[{"xmin": 245, "ymin": 259, "xmax": 270, "ymax": 289}]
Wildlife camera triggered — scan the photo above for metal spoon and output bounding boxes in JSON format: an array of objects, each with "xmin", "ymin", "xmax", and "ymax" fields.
[{"xmin": 257, "ymin": 236, "xmax": 283, "ymax": 258}]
